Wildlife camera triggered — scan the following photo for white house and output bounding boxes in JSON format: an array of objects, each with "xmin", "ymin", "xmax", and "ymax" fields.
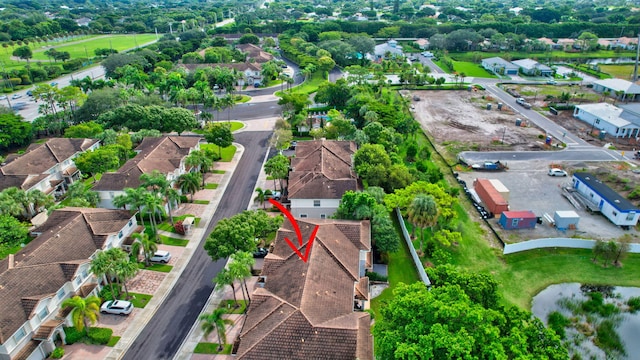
[
  {"xmin": 572, "ymin": 172, "xmax": 640, "ymax": 227},
  {"xmin": 592, "ymin": 78, "xmax": 640, "ymax": 102},
  {"xmin": 181, "ymin": 63, "xmax": 264, "ymax": 87},
  {"xmin": 0, "ymin": 138, "xmax": 100, "ymax": 200},
  {"xmin": 93, "ymin": 136, "xmax": 201, "ymax": 209},
  {"xmin": 371, "ymin": 40, "xmax": 403, "ymax": 60},
  {"xmin": 511, "ymin": 58, "xmax": 553, "ymax": 76},
  {"xmin": 287, "ymin": 140, "xmax": 361, "ymax": 219},
  {"xmin": 573, "ymin": 103, "xmax": 640, "ymax": 139},
  {"xmin": 481, "ymin": 57, "xmax": 519, "ymax": 75},
  {"xmin": 0, "ymin": 208, "xmax": 138, "ymax": 360}
]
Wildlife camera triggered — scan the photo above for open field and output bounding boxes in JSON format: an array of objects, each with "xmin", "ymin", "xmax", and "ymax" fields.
[
  {"xmin": 0, "ymin": 34, "xmax": 99, "ymax": 69},
  {"xmin": 435, "ymin": 58, "xmax": 497, "ymax": 78},
  {"xmin": 599, "ymin": 64, "xmax": 636, "ymax": 80},
  {"xmin": 30, "ymin": 34, "xmax": 158, "ymax": 61}
]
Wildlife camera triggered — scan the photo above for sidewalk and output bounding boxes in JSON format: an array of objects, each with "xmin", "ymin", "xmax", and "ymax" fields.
[{"xmin": 104, "ymin": 142, "xmax": 245, "ymax": 360}]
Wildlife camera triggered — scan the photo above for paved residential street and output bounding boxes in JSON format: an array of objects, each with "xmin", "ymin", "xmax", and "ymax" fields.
[{"xmin": 120, "ymin": 131, "xmax": 271, "ymax": 360}]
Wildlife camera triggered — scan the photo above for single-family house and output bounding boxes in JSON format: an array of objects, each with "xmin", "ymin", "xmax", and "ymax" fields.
[
  {"xmin": 235, "ymin": 218, "xmax": 373, "ymax": 359},
  {"xmin": 0, "ymin": 207, "xmax": 138, "ymax": 360},
  {"xmin": 75, "ymin": 17, "xmax": 91, "ymax": 27},
  {"xmin": 235, "ymin": 43, "xmax": 274, "ymax": 63},
  {"xmin": 592, "ymin": 78, "xmax": 640, "ymax": 101},
  {"xmin": 572, "ymin": 172, "xmax": 640, "ymax": 227},
  {"xmin": 556, "ymin": 38, "xmax": 577, "ymax": 51},
  {"xmin": 537, "ymin": 37, "xmax": 556, "ymax": 49},
  {"xmin": 481, "ymin": 57, "xmax": 519, "ymax": 75},
  {"xmin": 93, "ymin": 136, "xmax": 201, "ymax": 209},
  {"xmin": 414, "ymin": 38, "xmax": 430, "ymax": 50},
  {"xmin": 612, "ymin": 37, "xmax": 637, "ymax": 50},
  {"xmin": 180, "ymin": 63, "xmax": 263, "ymax": 87},
  {"xmin": 511, "ymin": 58, "xmax": 553, "ymax": 76},
  {"xmin": 0, "ymin": 138, "xmax": 99, "ymax": 199},
  {"xmin": 371, "ymin": 39, "xmax": 403, "ymax": 60},
  {"xmin": 573, "ymin": 103, "xmax": 640, "ymax": 139},
  {"xmin": 287, "ymin": 140, "xmax": 361, "ymax": 219}
]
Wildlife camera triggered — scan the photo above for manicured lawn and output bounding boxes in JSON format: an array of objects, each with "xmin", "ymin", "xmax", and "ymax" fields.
[
  {"xmin": 204, "ymin": 183, "xmax": 218, "ymax": 189},
  {"xmin": 0, "ymin": 34, "xmax": 99, "ymax": 70},
  {"xmin": 599, "ymin": 64, "xmax": 635, "ymax": 80},
  {"xmin": 276, "ymin": 71, "xmax": 326, "ymax": 96},
  {"xmin": 370, "ymin": 214, "xmax": 421, "ymax": 322},
  {"xmin": 31, "ymin": 34, "xmax": 158, "ymax": 61},
  {"xmin": 144, "ymin": 264, "xmax": 172, "ymax": 273},
  {"xmin": 194, "ymin": 343, "xmax": 232, "ymax": 354},
  {"xmin": 193, "ymin": 199, "xmax": 210, "ymax": 204},
  {"xmin": 107, "ymin": 336, "xmax": 121, "ymax": 347},
  {"xmin": 200, "ymin": 143, "xmax": 236, "ymax": 162},
  {"xmin": 227, "ymin": 121, "xmax": 244, "ymax": 132},
  {"xmin": 128, "ymin": 293, "xmax": 152, "ymax": 308},
  {"xmin": 218, "ymin": 299, "xmax": 247, "ymax": 314},
  {"xmin": 157, "ymin": 215, "xmax": 201, "ymax": 233},
  {"xmin": 212, "ymin": 169, "xmax": 226, "ymax": 174},
  {"xmin": 160, "ymin": 235, "xmax": 188, "ymax": 247},
  {"xmin": 435, "ymin": 59, "xmax": 497, "ymax": 78},
  {"xmin": 234, "ymin": 95, "xmax": 251, "ymax": 103}
]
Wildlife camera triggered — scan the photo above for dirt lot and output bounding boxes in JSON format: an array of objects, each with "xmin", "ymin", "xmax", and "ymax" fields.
[
  {"xmin": 408, "ymin": 90, "xmax": 640, "ymax": 242},
  {"xmin": 407, "ymin": 90, "xmax": 547, "ymax": 158}
]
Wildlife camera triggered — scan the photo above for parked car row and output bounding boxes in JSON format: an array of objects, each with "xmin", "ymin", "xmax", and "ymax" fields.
[{"xmin": 455, "ymin": 174, "xmax": 492, "ymax": 219}]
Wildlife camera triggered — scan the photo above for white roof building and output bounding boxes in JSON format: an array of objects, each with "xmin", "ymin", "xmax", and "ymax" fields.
[
  {"xmin": 573, "ymin": 103, "xmax": 640, "ymax": 139},
  {"xmin": 592, "ymin": 79, "xmax": 640, "ymax": 101}
]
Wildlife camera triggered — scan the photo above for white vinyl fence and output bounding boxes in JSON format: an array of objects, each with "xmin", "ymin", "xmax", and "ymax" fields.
[
  {"xmin": 395, "ymin": 208, "xmax": 431, "ymax": 285},
  {"xmin": 503, "ymin": 238, "xmax": 640, "ymax": 255}
]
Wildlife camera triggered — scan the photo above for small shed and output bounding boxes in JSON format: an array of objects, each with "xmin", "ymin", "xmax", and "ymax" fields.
[
  {"xmin": 183, "ymin": 216, "xmax": 195, "ymax": 235},
  {"xmin": 554, "ymin": 211, "xmax": 580, "ymax": 230},
  {"xmin": 498, "ymin": 211, "xmax": 537, "ymax": 230},
  {"xmin": 488, "ymin": 179, "xmax": 510, "ymax": 201}
]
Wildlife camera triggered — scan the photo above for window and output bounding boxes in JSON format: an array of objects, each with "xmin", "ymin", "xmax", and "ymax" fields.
[
  {"xmin": 57, "ymin": 288, "xmax": 66, "ymax": 300},
  {"xmin": 313, "ymin": 200, "xmax": 321, "ymax": 207},
  {"xmin": 300, "ymin": 214, "xmax": 308, "ymax": 218},
  {"xmin": 595, "ymin": 119, "xmax": 600, "ymax": 124},
  {"xmin": 627, "ymin": 213, "xmax": 635, "ymax": 221},
  {"xmin": 75, "ymin": 276, "xmax": 82, "ymax": 286},
  {"xmin": 613, "ymin": 211, "xmax": 618, "ymax": 217},
  {"xmin": 128, "ymin": 219, "xmax": 133, "ymax": 227},
  {"xmin": 14, "ymin": 327, "xmax": 26, "ymax": 342},
  {"xmin": 118, "ymin": 231, "xmax": 123, "ymax": 239},
  {"xmin": 38, "ymin": 307, "xmax": 49, "ymax": 321},
  {"xmin": 320, "ymin": 214, "xmax": 326, "ymax": 219}
]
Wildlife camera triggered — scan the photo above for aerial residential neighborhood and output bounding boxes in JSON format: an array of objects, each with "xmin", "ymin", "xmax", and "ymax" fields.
[{"xmin": 2, "ymin": 0, "xmax": 640, "ymax": 359}]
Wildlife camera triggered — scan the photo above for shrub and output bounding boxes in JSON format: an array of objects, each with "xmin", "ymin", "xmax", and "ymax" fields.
[
  {"xmin": 63, "ymin": 327, "xmax": 86, "ymax": 344},
  {"xmin": 627, "ymin": 296, "xmax": 640, "ymax": 312},
  {"xmin": 547, "ymin": 311, "xmax": 570, "ymax": 339},
  {"xmin": 99, "ymin": 283, "xmax": 122, "ymax": 302},
  {"xmin": 432, "ymin": 247, "xmax": 451, "ymax": 265},
  {"xmin": 365, "ymin": 271, "xmax": 388, "ymax": 282},
  {"xmin": 50, "ymin": 347, "xmax": 65, "ymax": 359},
  {"xmin": 174, "ymin": 220, "xmax": 186, "ymax": 235},
  {"xmin": 87, "ymin": 327, "xmax": 113, "ymax": 345}
]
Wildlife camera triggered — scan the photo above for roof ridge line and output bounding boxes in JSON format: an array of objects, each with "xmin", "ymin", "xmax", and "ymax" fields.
[{"xmin": 238, "ymin": 298, "xmax": 297, "ymax": 356}]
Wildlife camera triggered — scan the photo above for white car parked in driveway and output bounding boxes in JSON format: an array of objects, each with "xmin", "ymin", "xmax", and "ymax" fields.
[
  {"xmin": 100, "ymin": 300, "xmax": 133, "ymax": 315},
  {"xmin": 150, "ymin": 250, "xmax": 171, "ymax": 263}
]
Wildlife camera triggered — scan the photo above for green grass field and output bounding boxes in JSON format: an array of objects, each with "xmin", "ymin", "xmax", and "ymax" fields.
[
  {"xmin": 276, "ymin": 71, "xmax": 326, "ymax": 96},
  {"xmin": 30, "ymin": 34, "xmax": 158, "ymax": 61},
  {"xmin": 599, "ymin": 64, "xmax": 636, "ymax": 80},
  {"xmin": 435, "ymin": 58, "xmax": 497, "ymax": 78},
  {"xmin": 128, "ymin": 292, "xmax": 152, "ymax": 308},
  {"xmin": 449, "ymin": 50, "xmax": 637, "ymax": 63},
  {"xmin": 201, "ymin": 144, "xmax": 236, "ymax": 162},
  {"xmin": 194, "ymin": 343, "xmax": 232, "ymax": 354}
]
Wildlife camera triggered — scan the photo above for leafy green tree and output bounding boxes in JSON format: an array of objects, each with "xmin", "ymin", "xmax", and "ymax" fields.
[
  {"xmin": 237, "ymin": 210, "xmax": 283, "ymax": 241},
  {"xmin": 113, "ymin": 187, "xmax": 148, "ymax": 228},
  {"xmin": 407, "ymin": 194, "xmax": 439, "ymax": 252},
  {"xmin": 335, "ymin": 191, "xmax": 377, "ymax": 220},
  {"xmin": 427, "ymin": 265, "xmax": 499, "ymax": 309},
  {"xmin": 204, "ymin": 218, "xmax": 255, "ymax": 261},
  {"xmin": 238, "ymin": 33, "xmax": 259, "ymax": 44},
  {"xmin": 203, "ymin": 123, "xmax": 233, "ymax": 158},
  {"xmin": 263, "ymin": 154, "xmax": 289, "ymax": 192},
  {"xmin": 74, "ymin": 148, "xmax": 121, "ymax": 182},
  {"xmin": 199, "ymin": 309, "xmax": 234, "ymax": 351},
  {"xmin": 65, "ymin": 181, "xmax": 100, "ymax": 207},
  {"xmin": 353, "ymin": 143, "xmax": 392, "ymax": 188},
  {"xmin": 12, "ymin": 46, "xmax": 32, "ymax": 64},
  {"xmin": 0, "ymin": 214, "xmax": 29, "ymax": 249},
  {"xmin": 131, "ymin": 232, "xmax": 158, "ymax": 267},
  {"xmin": 0, "ymin": 113, "xmax": 32, "ymax": 150},
  {"xmin": 185, "ymin": 150, "xmax": 213, "ymax": 186},
  {"xmin": 64, "ymin": 121, "xmax": 104, "ymax": 138},
  {"xmin": 61, "ymin": 296, "xmax": 101, "ymax": 332},
  {"xmin": 115, "ymin": 257, "xmax": 139, "ymax": 299},
  {"xmin": 374, "ymin": 282, "xmax": 567, "ymax": 359},
  {"xmin": 385, "ymin": 181, "xmax": 458, "ymax": 224}
]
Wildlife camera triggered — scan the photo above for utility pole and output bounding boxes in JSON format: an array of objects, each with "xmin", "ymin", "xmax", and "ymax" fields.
[
  {"xmin": 169, "ymin": 23, "xmax": 173, "ymax": 35},
  {"xmin": 633, "ymin": 29, "xmax": 640, "ymax": 82}
]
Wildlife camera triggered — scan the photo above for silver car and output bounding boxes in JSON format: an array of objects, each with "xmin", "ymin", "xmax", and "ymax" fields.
[
  {"xmin": 548, "ymin": 168, "xmax": 568, "ymax": 177},
  {"xmin": 150, "ymin": 250, "xmax": 171, "ymax": 263}
]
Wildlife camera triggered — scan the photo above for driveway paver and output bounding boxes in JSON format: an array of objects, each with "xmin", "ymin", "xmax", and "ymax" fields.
[{"xmin": 126, "ymin": 270, "xmax": 166, "ymax": 295}]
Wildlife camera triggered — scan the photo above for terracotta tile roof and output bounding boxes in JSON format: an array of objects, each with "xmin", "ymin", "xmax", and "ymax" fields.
[
  {"xmin": 0, "ymin": 207, "xmax": 132, "ymax": 343},
  {"xmin": 94, "ymin": 136, "xmax": 200, "ymax": 191},
  {"xmin": 180, "ymin": 62, "xmax": 262, "ymax": 73},
  {"xmin": 12, "ymin": 340, "xmax": 41, "ymax": 360},
  {"xmin": 235, "ymin": 43, "xmax": 274, "ymax": 63},
  {"xmin": 288, "ymin": 140, "xmax": 360, "ymax": 200},
  {"xmin": 236, "ymin": 219, "xmax": 372, "ymax": 359},
  {"xmin": 1, "ymin": 138, "xmax": 97, "ymax": 176}
]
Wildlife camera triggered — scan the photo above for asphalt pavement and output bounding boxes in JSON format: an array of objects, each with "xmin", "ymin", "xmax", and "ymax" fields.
[{"xmin": 120, "ymin": 131, "xmax": 271, "ymax": 360}]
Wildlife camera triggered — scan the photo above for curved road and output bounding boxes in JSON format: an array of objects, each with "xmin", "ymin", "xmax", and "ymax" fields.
[{"xmin": 121, "ymin": 130, "xmax": 271, "ymax": 360}]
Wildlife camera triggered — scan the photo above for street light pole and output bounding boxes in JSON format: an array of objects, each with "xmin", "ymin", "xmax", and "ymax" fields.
[{"xmin": 501, "ymin": 127, "xmax": 506, "ymax": 144}]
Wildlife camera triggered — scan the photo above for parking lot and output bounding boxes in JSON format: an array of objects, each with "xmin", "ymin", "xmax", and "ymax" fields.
[{"xmin": 457, "ymin": 160, "xmax": 638, "ymax": 243}]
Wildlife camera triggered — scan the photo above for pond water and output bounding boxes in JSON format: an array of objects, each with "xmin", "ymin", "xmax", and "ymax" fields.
[
  {"xmin": 586, "ymin": 58, "xmax": 635, "ymax": 65},
  {"xmin": 532, "ymin": 283, "xmax": 640, "ymax": 359}
]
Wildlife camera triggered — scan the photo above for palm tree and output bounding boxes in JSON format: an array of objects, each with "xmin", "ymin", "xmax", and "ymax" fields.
[
  {"xmin": 61, "ymin": 296, "xmax": 101, "ymax": 332},
  {"xmin": 199, "ymin": 309, "xmax": 234, "ymax": 351},
  {"xmin": 254, "ymin": 188, "xmax": 267, "ymax": 209},
  {"xmin": 164, "ymin": 188, "xmax": 181, "ymax": 226},
  {"xmin": 214, "ymin": 268, "xmax": 240, "ymax": 307},
  {"xmin": 406, "ymin": 194, "xmax": 439, "ymax": 253},
  {"xmin": 131, "ymin": 232, "xmax": 158, "ymax": 266},
  {"xmin": 142, "ymin": 192, "xmax": 165, "ymax": 237},
  {"xmin": 229, "ymin": 251, "xmax": 255, "ymax": 306},
  {"xmin": 177, "ymin": 172, "xmax": 202, "ymax": 202},
  {"xmin": 90, "ymin": 248, "xmax": 129, "ymax": 300},
  {"xmin": 185, "ymin": 150, "xmax": 213, "ymax": 186},
  {"xmin": 113, "ymin": 187, "xmax": 149, "ymax": 228},
  {"xmin": 115, "ymin": 259, "xmax": 139, "ymax": 299}
]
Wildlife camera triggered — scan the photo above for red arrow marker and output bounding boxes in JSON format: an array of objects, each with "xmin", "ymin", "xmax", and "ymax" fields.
[{"xmin": 269, "ymin": 198, "xmax": 319, "ymax": 263}]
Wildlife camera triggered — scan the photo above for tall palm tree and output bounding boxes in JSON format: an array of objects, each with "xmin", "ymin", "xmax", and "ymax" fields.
[
  {"xmin": 90, "ymin": 248, "xmax": 129, "ymax": 300},
  {"xmin": 61, "ymin": 296, "xmax": 101, "ymax": 332},
  {"xmin": 142, "ymin": 192, "xmax": 165, "ymax": 237},
  {"xmin": 113, "ymin": 187, "xmax": 149, "ymax": 228},
  {"xmin": 407, "ymin": 194, "xmax": 439, "ymax": 253},
  {"xmin": 164, "ymin": 188, "xmax": 181, "ymax": 226},
  {"xmin": 177, "ymin": 172, "xmax": 202, "ymax": 202},
  {"xmin": 185, "ymin": 150, "xmax": 213, "ymax": 186},
  {"xmin": 254, "ymin": 188, "xmax": 267, "ymax": 209},
  {"xmin": 140, "ymin": 170, "xmax": 170, "ymax": 195},
  {"xmin": 115, "ymin": 259, "xmax": 139, "ymax": 299},
  {"xmin": 131, "ymin": 232, "xmax": 158, "ymax": 266},
  {"xmin": 229, "ymin": 251, "xmax": 255, "ymax": 306},
  {"xmin": 214, "ymin": 268, "xmax": 241, "ymax": 307},
  {"xmin": 199, "ymin": 309, "xmax": 234, "ymax": 351}
]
